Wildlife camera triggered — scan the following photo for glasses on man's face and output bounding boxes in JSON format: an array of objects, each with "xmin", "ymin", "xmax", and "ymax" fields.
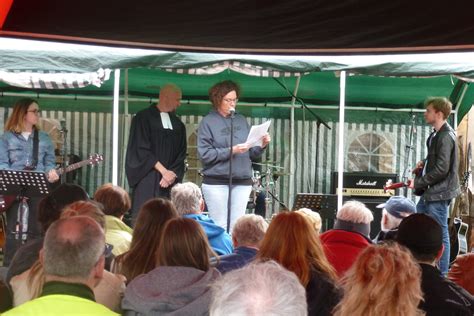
[
  {"xmin": 27, "ymin": 109, "xmax": 41, "ymax": 115},
  {"xmin": 223, "ymin": 98, "xmax": 238, "ymax": 104}
]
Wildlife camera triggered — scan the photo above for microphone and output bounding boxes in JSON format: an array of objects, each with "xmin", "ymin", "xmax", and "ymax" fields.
[{"xmin": 229, "ymin": 107, "xmax": 235, "ymax": 118}]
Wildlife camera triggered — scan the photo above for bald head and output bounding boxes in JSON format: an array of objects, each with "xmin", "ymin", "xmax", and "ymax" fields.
[
  {"xmin": 43, "ymin": 216, "xmax": 105, "ymax": 279},
  {"xmin": 158, "ymin": 83, "xmax": 182, "ymax": 112}
]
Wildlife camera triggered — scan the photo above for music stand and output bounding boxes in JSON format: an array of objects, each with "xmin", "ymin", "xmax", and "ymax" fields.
[
  {"xmin": 293, "ymin": 193, "xmax": 338, "ymax": 232},
  {"xmin": 0, "ymin": 170, "xmax": 50, "ymax": 243}
]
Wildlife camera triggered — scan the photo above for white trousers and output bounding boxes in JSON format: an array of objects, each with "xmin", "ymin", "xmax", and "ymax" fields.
[{"xmin": 201, "ymin": 184, "xmax": 252, "ymax": 232}]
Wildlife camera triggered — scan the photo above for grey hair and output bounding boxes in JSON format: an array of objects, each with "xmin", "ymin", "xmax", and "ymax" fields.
[
  {"xmin": 337, "ymin": 200, "xmax": 374, "ymax": 224},
  {"xmin": 43, "ymin": 216, "xmax": 105, "ymax": 279},
  {"xmin": 170, "ymin": 182, "xmax": 202, "ymax": 216},
  {"xmin": 381, "ymin": 209, "xmax": 403, "ymax": 231},
  {"xmin": 232, "ymin": 214, "xmax": 268, "ymax": 247},
  {"xmin": 210, "ymin": 261, "xmax": 307, "ymax": 316}
]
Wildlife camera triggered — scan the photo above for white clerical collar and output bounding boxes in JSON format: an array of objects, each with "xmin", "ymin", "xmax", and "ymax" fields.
[{"xmin": 160, "ymin": 112, "xmax": 173, "ymax": 130}]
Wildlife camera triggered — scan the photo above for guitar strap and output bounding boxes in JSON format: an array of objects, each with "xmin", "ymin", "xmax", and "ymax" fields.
[{"xmin": 31, "ymin": 128, "xmax": 39, "ymax": 170}]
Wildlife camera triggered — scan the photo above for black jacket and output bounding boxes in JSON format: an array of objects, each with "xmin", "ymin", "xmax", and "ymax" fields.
[
  {"xmin": 414, "ymin": 122, "xmax": 460, "ymax": 201},
  {"xmin": 419, "ymin": 263, "xmax": 474, "ymax": 316},
  {"xmin": 306, "ymin": 269, "xmax": 341, "ymax": 316}
]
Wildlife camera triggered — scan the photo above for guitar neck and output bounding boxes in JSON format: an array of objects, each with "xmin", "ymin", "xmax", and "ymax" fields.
[{"xmin": 56, "ymin": 159, "xmax": 92, "ymax": 176}]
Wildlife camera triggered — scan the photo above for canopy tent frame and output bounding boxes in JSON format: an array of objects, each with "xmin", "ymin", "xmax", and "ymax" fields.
[{"xmin": 1, "ymin": 36, "xmax": 473, "ymax": 211}]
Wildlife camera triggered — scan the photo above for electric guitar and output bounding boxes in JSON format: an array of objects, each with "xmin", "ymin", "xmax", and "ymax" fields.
[
  {"xmin": 0, "ymin": 153, "xmax": 103, "ymax": 212},
  {"xmin": 383, "ymin": 166, "xmax": 424, "ymax": 196}
]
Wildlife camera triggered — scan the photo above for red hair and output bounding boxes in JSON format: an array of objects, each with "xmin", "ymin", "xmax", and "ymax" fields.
[{"xmin": 257, "ymin": 211, "xmax": 336, "ymax": 286}]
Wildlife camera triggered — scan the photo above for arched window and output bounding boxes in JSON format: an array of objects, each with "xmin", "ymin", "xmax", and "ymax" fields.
[{"xmin": 347, "ymin": 132, "xmax": 394, "ymax": 173}]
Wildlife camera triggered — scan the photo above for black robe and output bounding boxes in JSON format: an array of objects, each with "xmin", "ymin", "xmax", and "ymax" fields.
[{"xmin": 125, "ymin": 106, "xmax": 186, "ymax": 218}]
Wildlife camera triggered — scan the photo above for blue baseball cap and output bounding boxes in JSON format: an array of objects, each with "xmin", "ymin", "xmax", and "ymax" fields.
[{"xmin": 376, "ymin": 196, "xmax": 416, "ymax": 219}]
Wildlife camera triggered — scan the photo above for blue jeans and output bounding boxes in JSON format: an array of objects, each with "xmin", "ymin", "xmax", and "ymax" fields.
[
  {"xmin": 416, "ymin": 197, "xmax": 451, "ymax": 275},
  {"xmin": 201, "ymin": 184, "xmax": 252, "ymax": 232}
]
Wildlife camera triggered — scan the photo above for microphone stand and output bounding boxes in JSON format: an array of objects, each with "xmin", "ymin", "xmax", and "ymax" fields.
[
  {"xmin": 402, "ymin": 114, "xmax": 416, "ymax": 197},
  {"xmin": 226, "ymin": 109, "xmax": 235, "ymax": 233},
  {"xmin": 60, "ymin": 120, "xmax": 68, "ymax": 184}
]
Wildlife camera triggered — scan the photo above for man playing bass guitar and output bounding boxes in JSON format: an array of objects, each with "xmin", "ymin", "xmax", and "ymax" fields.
[{"xmin": 408, "ymin": 97, "xmax": 460, "ymax": 276}]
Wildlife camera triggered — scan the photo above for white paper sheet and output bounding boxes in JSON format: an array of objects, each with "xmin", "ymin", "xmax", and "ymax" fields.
[{"xmin": 245, "ymin": 120, "xmax": 271, "ymax": 147}]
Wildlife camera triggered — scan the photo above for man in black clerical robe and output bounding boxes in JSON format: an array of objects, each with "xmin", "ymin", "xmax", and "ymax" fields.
[{"xmin": 125, "ymin": 84, "xmax": 187, "ymax": 222}]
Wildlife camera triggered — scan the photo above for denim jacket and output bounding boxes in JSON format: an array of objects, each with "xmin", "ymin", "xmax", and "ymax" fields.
[{"xmin": 0, "ymin": 130, "xmax": 56, "ymax": 172}]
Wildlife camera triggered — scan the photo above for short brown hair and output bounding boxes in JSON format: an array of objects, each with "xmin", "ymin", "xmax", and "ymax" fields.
[
  {"xmin": 157, "ymin": 217, "xmax": 217, "ymax": 271},
  {"xmin": 208, "ymin": 80, "xmax": 241, "ymax": 109},
  {"xmin": 94, "ymin": 183, "xmax": 131, "ymax": 218},
  {"xmin": 425, "ymin": 97, "xmax": 452, "ymax": 119}
]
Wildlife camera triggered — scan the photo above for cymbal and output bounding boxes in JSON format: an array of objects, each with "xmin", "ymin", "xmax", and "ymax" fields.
[{"xmin": 252, "ymin": 162, "xmax": 285, "ymax": 170}]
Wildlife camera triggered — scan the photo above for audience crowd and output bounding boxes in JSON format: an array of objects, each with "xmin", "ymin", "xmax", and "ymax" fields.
[{"xmin": 1, "ymin": 181, "xmax": 474, "ymax": 316}]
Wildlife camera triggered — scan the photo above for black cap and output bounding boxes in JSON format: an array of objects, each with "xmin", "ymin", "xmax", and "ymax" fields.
[{"xmin": 396, "ymin": 213, "xmax": 442, "ymax": 256}]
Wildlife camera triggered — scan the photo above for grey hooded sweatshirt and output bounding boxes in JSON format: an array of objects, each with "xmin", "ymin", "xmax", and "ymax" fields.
[
  {"xmin": 197, "ymin": 110, "xmax": 264, "ymax": 185},
  {"xmin": 122, "ymin": 266, "xmax": 221, "ymax": 316}
]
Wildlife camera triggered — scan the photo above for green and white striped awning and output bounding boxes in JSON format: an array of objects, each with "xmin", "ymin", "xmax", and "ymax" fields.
[{"xmin": 0, "ymin": 68, "xmax": 111, "ymax": 89}]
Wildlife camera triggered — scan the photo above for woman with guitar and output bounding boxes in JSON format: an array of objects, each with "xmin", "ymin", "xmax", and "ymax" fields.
[{"xmin": 0, "ymin": 98, "xmax": 59, "ymax": 266}]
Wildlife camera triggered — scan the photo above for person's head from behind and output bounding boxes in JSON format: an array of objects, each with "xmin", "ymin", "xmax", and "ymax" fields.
[
  {"xmin": 333, "ymin": 243, "xmax": 423, "ymax": 316},
  {"xmin": 157, "ymin": 217, "xmax": 217, "ymax": 271},
  {"xmin": 93, "ymin": 183, "xmax": 131, "ymax": 219},
  {"xmin": 38, "ymin": 183, "xmax": 89, "ymax": 233},
  {"xmin": 231, "ymin": 214, "xmax": 268, "ymax": 248},
  {"xmin": 396, "ymin": 213, "xmax": 443, "ymax": 264},
  {"xmin": 40, "ymin": 216, "xmax": 105, "ymax": 288},
  {"xmin": 257, "ymin": 211, "xmax": 336, "ymax": 286},
  {"xmin": 60, "ymin": 200, "xmax": 106, "ymax": 229},
  {"xmin": 424, "ymin": 96, "xmax": 452, "ymax": 124},
  {"xmin": 295, "ymin": 208, "xmax": 322, "ymax": 233},
  {"xmin": 158, "ymin": 83, "xmax": 182, "ymax": 112},
  {"xmin": 334, "ymin": 200, "xmax": 373, "ymax": 237},
  {"xmin": 5, "ymin": 98, "xmax": 40, "ymax": 133},
  {"xmin": 376, "ymin": 196, "xmax": 416, "ymax": 231},
  {"xmin": 118, "ymin": 198, "xmax": 178, "ymax": 280},
  {"xmin": 210, "ymin": 261, "xmax": 307, "ymax": 316},
  {"xmin": 170, "ymin": 182, "xmax": 203, "ymax": 216}
]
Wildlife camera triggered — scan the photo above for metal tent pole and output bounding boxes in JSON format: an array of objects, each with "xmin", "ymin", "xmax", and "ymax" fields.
[
  {"xmin": 112, "ymin": 69, "xmax": 121, "ymax": 185},
  {"xmin": 337, "ymin": 71, "xmax": 346, "ymax": 210},
  {"xmin": 120, "ymin": 69, "xmax": 129, "ymax": 188}
]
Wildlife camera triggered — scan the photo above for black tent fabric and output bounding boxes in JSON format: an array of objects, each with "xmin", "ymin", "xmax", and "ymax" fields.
[{"xmin": 3, "ymin": 0, "xmax": 474, "ymax": 52}]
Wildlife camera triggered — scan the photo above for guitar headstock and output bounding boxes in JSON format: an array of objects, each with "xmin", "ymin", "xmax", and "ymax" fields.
[{"xmin": 88, "ymin": 154, "xmax": 104, "ymax": 166}]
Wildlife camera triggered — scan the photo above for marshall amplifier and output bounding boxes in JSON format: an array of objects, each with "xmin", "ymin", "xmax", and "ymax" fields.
[
  {"xmin": 331, "ymin": 172, "xmax": 399, "ymax": 239},
  {"xmin": 331, "ymin": 172, "xmax": 398, "ymax": 197}
]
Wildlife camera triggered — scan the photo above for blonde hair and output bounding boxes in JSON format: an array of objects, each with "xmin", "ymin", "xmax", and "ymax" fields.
[
  {"xmin": 295, "ymin": 208, "xmax": 322, "ymax": 233},
  {"xmin": 333, "ymin": 243, "xmax": 424, "ymax": 316},
  {"xmin": 5, "ymin": 98, "xmax": 39, "ymax": 133},
  {"xmin": 337, "ymin": 200, "xmax": 373, "ymax": 224}
]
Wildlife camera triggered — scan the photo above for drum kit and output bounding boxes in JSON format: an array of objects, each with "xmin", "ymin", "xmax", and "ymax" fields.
[{"xmin": 249, "ymin": 161, "xmax": 290, "ymax": 219}]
